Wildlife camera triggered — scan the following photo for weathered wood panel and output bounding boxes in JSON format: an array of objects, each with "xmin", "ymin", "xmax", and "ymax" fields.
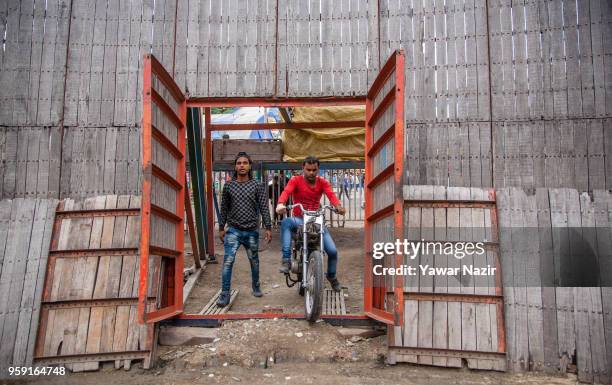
[
  {"xmin": 392, "ymin": 186, "xmax": 506, "ymax": 370},
  {"xmin": 0, "ymin": 198, "xmax": 57, "ymax": 379},
  {"xmin": 498, "ymin": 187, "xmax": 612, "ymax": 383}
]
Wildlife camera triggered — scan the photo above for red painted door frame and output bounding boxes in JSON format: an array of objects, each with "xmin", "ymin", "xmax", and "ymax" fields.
[{"xmin": 139, "ymin": 52, "xmax": 406, "ymax": 324}]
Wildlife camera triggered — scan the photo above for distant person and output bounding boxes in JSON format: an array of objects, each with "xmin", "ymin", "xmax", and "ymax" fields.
[
  {"xmin": 217, "ymin": 152, "xmax": 272, "ymax": 306},
  {"xmin": 268, "ymin": 171, "xmax": 289, "ymax": 227},
  {"xmin": 342, "ymin": 172, "xmax": 351, "ymax": 199}
]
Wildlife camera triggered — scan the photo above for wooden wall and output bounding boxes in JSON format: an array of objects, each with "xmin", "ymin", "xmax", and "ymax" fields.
[
  {"xmin": 0, "ymin": 0, "xmax": 610, "ymax": 200},
  {"xmin": 396, "ymin": 185, "xmax": 612, "ymax": 382},
  {"xmin": 497, "ymin": 187, "xmax": 612, "ymax": 383}
]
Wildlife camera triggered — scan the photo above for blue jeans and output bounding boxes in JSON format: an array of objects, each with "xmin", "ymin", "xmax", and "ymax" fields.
[
  {"xmin": 221, "ymin": 227, "xmax": 260, "ymax": 292},
  {"xmin": 280, "ymin": 217, "xmax": 338, "ymax": 279}
]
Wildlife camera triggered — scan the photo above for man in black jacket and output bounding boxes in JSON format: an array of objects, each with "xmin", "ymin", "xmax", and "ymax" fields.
[{"xmin": 217, "ymin": 152, "xmax": 272, "ymax": 306}]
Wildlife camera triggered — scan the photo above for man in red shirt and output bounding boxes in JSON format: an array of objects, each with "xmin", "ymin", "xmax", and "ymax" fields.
[{"xmin": 275, "ymin": 156, "xmax": 346, "ymax": 291}]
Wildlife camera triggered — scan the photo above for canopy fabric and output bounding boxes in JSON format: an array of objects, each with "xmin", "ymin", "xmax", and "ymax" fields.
[
  {"xmin": 281, "ymin": 106, "xmax": 365, "ymax": 162},
  {"xmin": 210, "ymin": 107, "xmax": 281, "ymax": 140}
]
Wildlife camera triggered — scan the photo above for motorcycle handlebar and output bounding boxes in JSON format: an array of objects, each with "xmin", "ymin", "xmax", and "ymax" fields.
[{"xmin": 286, "ymin": 203, "xmax": 338, "ymax": 214}]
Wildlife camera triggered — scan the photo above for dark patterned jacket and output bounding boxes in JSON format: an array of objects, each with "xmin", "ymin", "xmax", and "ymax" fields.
[{"xmin": 219, "ymin": 178, "xmax": 272, "ymax": 231}]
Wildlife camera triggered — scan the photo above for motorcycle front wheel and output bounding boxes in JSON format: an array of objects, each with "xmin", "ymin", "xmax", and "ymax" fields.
[{"xmin": 304, "ymin": 250, "xmax": 324, "ymax": 322}]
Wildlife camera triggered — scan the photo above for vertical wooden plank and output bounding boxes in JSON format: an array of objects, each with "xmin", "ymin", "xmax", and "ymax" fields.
[
  {"xmin": 88, "ymin": 196, "xmax": 117, "ymax": 369},
  {"xmin": 35, "ymin": 0, "xmax": 54, "ymax": 124},
  {"xmin": 593, "ymin": 190, "xmax": 612, "ymax": 384},
  {"xmin": 0, "ymin": 199, "xmax": 36, "ymax": 367},
  {"xmin": 28, "ymin": 0, "xmax": 45, "ymax": 125},
  {"xmin": 445, "ymin": 187, "xmax": 461, "ymax": 367},
  {"xmin": 13, "ymin": 200, "xmax": 47, "ymax": 366},
  {"xmin": 72, "ymin": 0, "xmax": 95, "ymax": 126},
  {"xmin": 571, "ymin": 0, "xmax": 592, "ymax": 117},
  {"xmin": 600, "ymin": 0, "xmax": 612, "ymax": 117},
  {"xmin": 25, "ymin": 128, "xmax": 41, "ymax": 197},
  {"xmin": 441, "ymin": 0, "xmax": 454, "ymax": 121},
  {"xmin": 464, "ymin": 0, "xmax": 479, "ymax": 121},
  {"xmin": 402, "ymin": 186, "xmax": 420, "ymax": 364},
  {"xmin": 572, "ymin": 191, "xmax": 592, "ymax": 383},
  {"xmin": 497, "ymin": 188, "xmax": 516, "ymax": 370},
  {"xmin": 550, "ymin": 188, "xmax": 575, "ymax": 373},
  {"xmin": 0, "ymin": 200, "xmax": 19, "ymax": 368},
  {"xmin": 15, "ymin": 129, "xmax": 30, "ymax": 197},
  {"xmin": 524, "ymin": 190, "xmax": 544, "ymax": 371},
  {"xmin": 525, "ymin": 0, "xmax": 543, "ymax": 119},
  {"xmin": 535, "ymin": 188, "xmax": 559, "ymax": 374},
  {"xmin": 25, "ymin": 199, "xmax": 57, "ymax": 365},
  {"xmin": 589, "ymin": 0, "xmax": 606, "ymax": 117},
  {"xmin": 86, "ymin": 0, "xmax": 109, "ymax": 125},
  {"xmin": 549, "ymin": 0, "xmax": 568, "ymax": 118},
  {"xmin": 587, "ymin": 119, "xmax": 606, "ymax": 190},
  {"xmin": 417, "ymin": 186, "xmax": 434, "ymax": 365},
  {"xmin": 114, "ymin": 196, "xmax": 141, "ymax": 364},
  {"xmin": 113, "ymin": 0, "xmax": 131, "ymax": 125},
  {"xmin": 11, "ymin": 0, "xmax": 35, "ymax": 125},
  {"xmin": 36, "ymin": 128, "xmax": 50, "ymax": 198},
  {"xmin": 432, "ymin": 185, "xmax": 448, "ymax": 366}
]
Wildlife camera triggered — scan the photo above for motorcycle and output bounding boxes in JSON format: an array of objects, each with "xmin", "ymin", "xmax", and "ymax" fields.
[{"xmin": 283, "ymin": 203, "xmax": 338, "ymax": 322}]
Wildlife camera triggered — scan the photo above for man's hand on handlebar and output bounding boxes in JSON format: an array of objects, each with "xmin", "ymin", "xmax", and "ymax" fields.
[
  {"xmin": 275, "ymin": 203, "xmax": 287, "ymax": 215},
  {"xmin": 334, "ymin": 205, "xmax": 346, "ymax": 215}
]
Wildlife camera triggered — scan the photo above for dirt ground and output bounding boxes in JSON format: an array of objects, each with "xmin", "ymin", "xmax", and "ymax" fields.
[
  {"xmin": 184, "ymin": 226, "xmax": 365, "ymax": 315},
  {"xmin": 14, "ymin": 319, "xmax": 577, "ymax": 385}
]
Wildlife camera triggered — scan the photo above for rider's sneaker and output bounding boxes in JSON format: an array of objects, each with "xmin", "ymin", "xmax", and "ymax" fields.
[
  {"xmin": 327, "ymin": 276, "xmax": 342, "ymax": 292},
  {"xmin": 279, "ymin": 260, "xmax": 291, "ymax": 274},
  {"xmin": 216, "ymin": 291, "xmax": 230, "ymax": 307},
  {"xmin": 252, "ymin": 283, "xmax": 263, "ymax": 297}
]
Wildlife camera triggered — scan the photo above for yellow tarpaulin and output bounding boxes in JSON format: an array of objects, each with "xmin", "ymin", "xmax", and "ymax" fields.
[{"xmin": 281, "ymin": 106, "xmax": 365, "ymax": 162}]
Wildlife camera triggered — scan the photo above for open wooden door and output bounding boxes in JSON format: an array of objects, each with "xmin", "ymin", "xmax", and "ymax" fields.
[
  {"xmin": 139, "ymin": 54, "xmax": 187, "ymax": 324},
  {"xmin": 364, "ymin": 50, "xmax": 405, "ymax": 325}
]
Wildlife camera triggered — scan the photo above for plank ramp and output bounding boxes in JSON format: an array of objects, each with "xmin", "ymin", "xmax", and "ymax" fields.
[
  {"xmin": 199, "ymin": 289, "xmax": 239, "ymax": 315},
  {"xmin": 0, "ymin": 198, "xmax": 57, "ymax": 379},
  {"xmin": 32, "ymin": 195, "xmax": 162, "ymax": 372},
  {"xmin": 322, "ymin": 288, "xmax": 348, "ymax": 316}
]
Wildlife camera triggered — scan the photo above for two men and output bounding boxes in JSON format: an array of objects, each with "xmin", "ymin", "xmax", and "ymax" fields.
[
  {"xmin": 276, "ymin": 156, "xmax": 346, "ymax": 292},
  {"xmin": 217, "ymin": 152, "xmax": 272, "ymax": 307},
  {"xmin": 217, "ymin": 153, "xmax": 345, "ymax": 308}
]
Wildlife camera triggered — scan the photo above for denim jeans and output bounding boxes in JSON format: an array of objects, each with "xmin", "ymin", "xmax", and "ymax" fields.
[
  {"xmin": 221, "ymin": 227, "xmax": 260, "ymax": 292},
  {"xmin": 280, "ymin": 216, "xmax": 338, "ymax": 279}
]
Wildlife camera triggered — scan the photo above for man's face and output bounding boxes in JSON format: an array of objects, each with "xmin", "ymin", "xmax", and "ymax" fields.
[
  {"xmin": 235, "ymin": 157, "xmax": 250, "ymax": 176},
  {"xmin": 303, "ymin": 162, "xmax": 319, "ymax": 183}
]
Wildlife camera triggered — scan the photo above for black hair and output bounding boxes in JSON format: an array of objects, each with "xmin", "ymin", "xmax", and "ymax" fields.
[
  {"xmin": 233, "ymin": 151, "xmax": 253, "ymax": 179},
  {"xmin": 302, "ymin": 156, "xmax": 320, "ymax": 167}
]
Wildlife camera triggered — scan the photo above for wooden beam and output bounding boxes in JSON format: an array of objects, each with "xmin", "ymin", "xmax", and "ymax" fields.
[
  {"xmin": 209, "ymin": 121, "xmax": 365, "ymax": 131},
  {"xmin": 279, "ymin": 107, "xmax": 292, "ymax": 123},
  {"xmin": 187, "ymin": 96, "xmax": 366, "ymax": 108}
]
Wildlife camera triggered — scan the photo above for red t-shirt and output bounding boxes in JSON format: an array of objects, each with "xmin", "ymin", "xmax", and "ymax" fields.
[{"xmin": 278, "ymin": 175, "xmax": 341, "ymax": 217}]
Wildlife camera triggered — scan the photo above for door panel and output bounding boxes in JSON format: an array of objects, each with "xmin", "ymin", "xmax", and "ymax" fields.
[
  {"xmin": 364, "ymin": 50, "xmax": 405, "ymax": 325},
  {"xmin": 139, "ymin": 54, "xmax": 187, "ymax": 324}
]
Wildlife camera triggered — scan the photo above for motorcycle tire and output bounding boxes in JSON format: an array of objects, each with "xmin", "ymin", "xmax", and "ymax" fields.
[
  {"xmin": 297, "ymin": 273, "xmax": 304, "ymax": 296},
  {"xmin": 304, "ymin": 250, "xmax": 324, "ymax": 322}
]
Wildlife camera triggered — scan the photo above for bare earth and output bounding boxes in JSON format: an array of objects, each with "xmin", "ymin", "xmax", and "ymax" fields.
[{"xmin": 15, "ymin": 318, "xmax": 576, "ymax": 385}]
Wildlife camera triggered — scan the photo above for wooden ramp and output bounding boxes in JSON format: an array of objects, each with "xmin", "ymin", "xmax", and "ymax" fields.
[
  {"xmin": 33, "ymin": 196, "xmax": 161, "ymax": 371},
  {"xmin": 199, "ymin": 289, "xmax": 239, "ymax": 315},
  {"xmin": 0, "ymin": 199, "xmax": 57, "ymax": 379},
  {"xmin": 322, "ymin": 288, "xmax": 348, "ymax": 315}
]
